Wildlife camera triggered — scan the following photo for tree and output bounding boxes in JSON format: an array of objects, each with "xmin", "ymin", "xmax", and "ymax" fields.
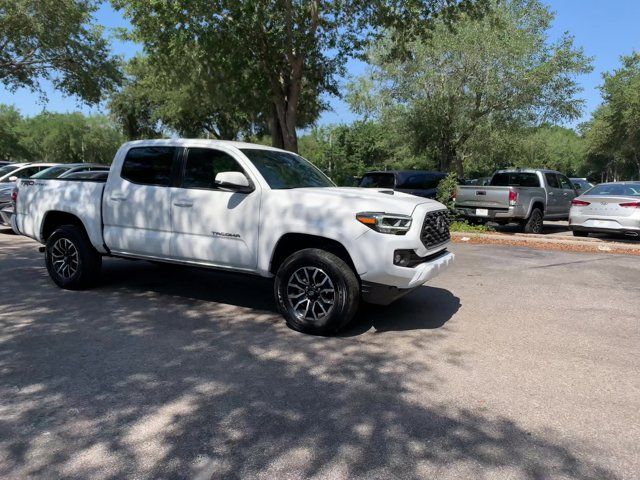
[
  {"xmin": 0, "ymin": 0, "xmax": 121, "ymax": 103},
  {"xmin": 583, "ymin": 53, "xmax": 640, "ymax": 181},
  {"xmin": 349, "ymin": 0, "xmax": 592, "ymax": 176},
  {"xmin": 18, "ymin": 111, "xmax": 124, "ymax": 164},
  {"xmin": 112, "ymin": 0, "xmax": 488, "ymax": 152},
  {"xmin": 0, "ymin": 104, "xmax": 29, "ymax": 161}
]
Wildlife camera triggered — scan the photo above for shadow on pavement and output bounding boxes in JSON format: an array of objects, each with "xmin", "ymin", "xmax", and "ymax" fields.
[{"xmin": 0, "ymin": 247, "xmax": 620, "ymax": 479}]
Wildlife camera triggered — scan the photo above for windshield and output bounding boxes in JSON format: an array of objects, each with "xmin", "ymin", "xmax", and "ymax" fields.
[
  {"xmin": 32, "ymin": 166, "xmax": 72, "ymax": 179},
  {"xmin": 490, "ymin": 172, "xmax": 540, "ymax": 187},
  {"xmin": 359, "ymin": 173, "xmax": 395, "ymax": 188},
  {"xmin": 240, "ymin": 149, "xmax": 334, "ymax": 189},
  {"xmin": 0, "ymin": 165, "xmax": 19, "ymax": 178},
  {"xmin": 584, "ymin": 183, "xmax": 640, "ymax": 196}
]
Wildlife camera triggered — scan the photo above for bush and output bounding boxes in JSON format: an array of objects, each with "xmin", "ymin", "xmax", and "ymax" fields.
[
  {"xmin": 436, "ymin": 172, "xmax": 458, "ymax": 210},
  {"xmin": 449, "ymin": 220, "xmax": 494, "ymax": 233}
]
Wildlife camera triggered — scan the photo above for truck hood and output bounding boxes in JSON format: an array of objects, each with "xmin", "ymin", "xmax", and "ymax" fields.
[{"xmin": 277, "ymin": 187, "xmax": 443, "ymax": 216}]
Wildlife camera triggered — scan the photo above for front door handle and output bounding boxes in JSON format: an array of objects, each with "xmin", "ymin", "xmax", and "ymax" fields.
[
  {"xmin": 173, "ymin": 200, "xmax": 194, "ymax": 208},
  {"xmin": 110, "ymin": 194, "xmax": 127, "ymax": 202}
]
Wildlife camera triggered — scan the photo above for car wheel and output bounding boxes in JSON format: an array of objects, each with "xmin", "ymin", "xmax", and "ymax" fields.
[
  {"xmin": 572, "ymin": 230, "xmax": 589, "ymax": 237},
  {"xmin": 274, "ymin": 248, "xmax": 360, "ymax": 335},
  {"xmin": 522, "ymin": 208, "xmax": 544, "ymax": 234},
  {"xmin": 45, "ymin": 225, "xmax": 102, "ymax": 290}
]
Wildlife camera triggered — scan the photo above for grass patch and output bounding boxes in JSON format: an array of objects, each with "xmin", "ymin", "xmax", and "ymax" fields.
[{"xmin": 450, "ymin": 220, "xmax": 494, "ymax": 233}]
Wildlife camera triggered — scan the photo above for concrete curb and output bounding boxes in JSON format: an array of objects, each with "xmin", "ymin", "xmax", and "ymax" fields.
[{"xmin": 451, "ymin": 231, "xmax": 640, "ymax": 255}]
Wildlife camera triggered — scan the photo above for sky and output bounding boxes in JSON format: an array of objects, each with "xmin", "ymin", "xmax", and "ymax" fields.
[{"xmin": 2, "ymin": 0, "xmax": 639, "ymax": 129}]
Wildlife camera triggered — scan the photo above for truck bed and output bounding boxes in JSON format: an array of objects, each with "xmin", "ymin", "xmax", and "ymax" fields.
[{"xmin": 15, "ymin": 178, "xmax": 107, "ymax": 252}]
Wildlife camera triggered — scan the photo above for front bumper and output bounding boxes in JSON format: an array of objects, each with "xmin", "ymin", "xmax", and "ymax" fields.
[{"xmin": 361, "ymin": 250, "xmax": 454, "ymax": 305}]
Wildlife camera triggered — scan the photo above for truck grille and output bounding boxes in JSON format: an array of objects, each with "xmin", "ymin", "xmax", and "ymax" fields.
[{"xmin": 420, "ymin": 210, "xmax": 451, "ymax": 249}]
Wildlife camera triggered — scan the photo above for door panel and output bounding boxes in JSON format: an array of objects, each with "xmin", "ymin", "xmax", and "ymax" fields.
[
  {"xmin": 557, "ymin": 174, "xmax": 577, "ymax": 216},
  {"xmin": 543, "ymin": 173, "xmax": 562, "ymax": 216},
  {"xmin": 103, "ymin": 146, "xmax": 178, "ymax": 257},
  {"xmin": 170, "ymin": 147, "xmax": 260, "ymax": 270}
]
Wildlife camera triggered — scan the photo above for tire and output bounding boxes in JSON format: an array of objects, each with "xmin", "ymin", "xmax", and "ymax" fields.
[
  {"xmin": 573, "ymin": 230, "xmax": 589, "ymax": 237},
  {"xmin": 522, "ymin": 208, "xmax": 544, "ymax": 234},
  {"xmin": 274, "ymin": 248, "xmax": 360, "ymax": 335},
  {"xmin": 45, "ymin": 225, "xmax": 102, "ymax": 290}
]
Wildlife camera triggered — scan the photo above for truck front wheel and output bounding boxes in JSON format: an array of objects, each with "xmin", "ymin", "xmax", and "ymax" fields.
[
  {"xmin": 45, "ymin": 226, "xmax": 102, "ymax": 290},
  {"xmin": 274, "ymin": 248, "xmax": 360, "ymax": 335}
]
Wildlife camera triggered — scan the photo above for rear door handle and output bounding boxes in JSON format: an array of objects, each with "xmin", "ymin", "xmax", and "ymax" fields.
[
  {"xmin": 110, "ymin": 194, "xmax": 127, "ymax": 202},
  {"xmin": 173, "ymin": 200, "xmax": 194, "ymax": 208}
]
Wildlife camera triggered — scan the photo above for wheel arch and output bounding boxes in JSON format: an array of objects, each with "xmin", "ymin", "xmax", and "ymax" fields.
[
  {"xmin": 269, "ymin": 233, "xmax": 358, "ymax": 276},
  {"xmin": 41, "ymin": 211, "xmax": 89, "ymax": 242}
]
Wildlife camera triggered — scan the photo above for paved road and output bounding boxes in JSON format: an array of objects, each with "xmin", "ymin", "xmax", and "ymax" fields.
[{"xmin": 0, "ymin": 230, "xmax": 638, "ymax": 480}]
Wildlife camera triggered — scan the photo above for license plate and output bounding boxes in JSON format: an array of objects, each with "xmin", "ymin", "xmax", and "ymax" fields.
[{"xmin": 476, "ymin": 208, "xmax": 489, "ymax": 217}]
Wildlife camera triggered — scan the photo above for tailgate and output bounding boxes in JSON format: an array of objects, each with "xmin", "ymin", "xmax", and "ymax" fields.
[{"xmin": 455, "ymin": 186, "xmax": 511, "ymax": 208}]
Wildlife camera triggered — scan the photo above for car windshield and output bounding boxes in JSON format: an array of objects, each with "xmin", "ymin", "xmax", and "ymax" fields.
[
  {"xmin": 584, "ymin": 183, "xmax": 640, "ymax": 196},
  {"xmin": 0, "ymin": 165, "xmax": 19, "ymax": 177},
  {"xmin": 240, "ymin": 149, "xmax": 335, "ymax": 189},
  {"xmin": 490, "ymin": 172, "xmax": 540, "ymax": 187},
  {"xmin": 359, "ymin": 173, "xmax": 395, "ymax": 188},
  {"xmin": 32, "ymin": 166, "xmax": 71, "ymax": 179}
]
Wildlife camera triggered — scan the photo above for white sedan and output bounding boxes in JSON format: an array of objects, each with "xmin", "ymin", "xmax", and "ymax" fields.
[{"xmin": 569, "ymin": 182, "xmax": 640, "ymax": 238}]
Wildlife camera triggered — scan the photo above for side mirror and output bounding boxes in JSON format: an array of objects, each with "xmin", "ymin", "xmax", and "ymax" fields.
[
  {"xmin": 8, "ymin": 176, "xmax": 18, "ymax": 182},
  {"xmin": 215, "ymin": 171, "xmax": 253, "ymax": 193}
]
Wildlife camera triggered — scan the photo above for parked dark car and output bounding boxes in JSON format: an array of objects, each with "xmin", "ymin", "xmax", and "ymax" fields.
[{"xmin": 358, "ymin": 170, "xmax": 449, "ymax": 199}]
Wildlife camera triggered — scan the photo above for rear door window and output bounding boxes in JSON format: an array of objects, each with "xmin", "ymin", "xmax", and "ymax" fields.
[
  {"xmin": 490, "ymin": 172, "xmax": 540, "ymax": 187},
  {"xmin": 544, "ymin": 173, "xmax": 560, "ymax": 188},
  {"xmin": 181, "ymin": 148, "xmax": 246, "ymax": 190},
  {"xmin": 121, "ymin": 147, "xmax": 177, "ymax": 186}
]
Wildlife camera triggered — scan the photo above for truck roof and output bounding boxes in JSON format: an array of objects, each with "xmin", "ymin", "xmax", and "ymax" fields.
[
  {"xmin": 122, "ymin": 138, "xmax": 287, "ymax": 153},
  {"xmin": 494, "ymin": 168, "xmax": 562, "ymax": 175},
  {"xmin": 362, "ymin": 170, "xmax": 446, "ymax": 175}
]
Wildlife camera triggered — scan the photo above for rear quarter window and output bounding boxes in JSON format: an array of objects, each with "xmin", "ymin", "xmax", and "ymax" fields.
[{"xmin": 121, "ymin": 147, "xmax": 176, "ymax": 186}]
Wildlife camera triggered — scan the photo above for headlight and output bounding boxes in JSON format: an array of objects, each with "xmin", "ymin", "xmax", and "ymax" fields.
[{"xmin": 356, "ymin": 212, "xmax": 412, "ymax": 235}]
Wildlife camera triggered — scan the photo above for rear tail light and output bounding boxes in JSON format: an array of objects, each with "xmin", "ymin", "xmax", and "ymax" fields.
[
  {"xmin": 508, "ymin": 190, "xmax": 518, "ymax": 206},
  {"xmin": 619, "ymin": 201, "xmax": 640, "ymax": 208},
  {"xmin": 571, "ymin": 199, "xmax": 590, "ymax": 207},
  {"xmin": 11, "ymin": 188, "xmax": 17, "ymax": 205}
]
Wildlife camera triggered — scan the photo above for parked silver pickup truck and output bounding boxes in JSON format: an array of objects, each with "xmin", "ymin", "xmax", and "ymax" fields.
[{"xmin": 455, "ymin": 169, "xmax": 578, "ymax": 233}]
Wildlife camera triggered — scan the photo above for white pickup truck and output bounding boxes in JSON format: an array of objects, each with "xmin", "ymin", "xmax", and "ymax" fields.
[{"xmin": 14, "ymin": 139, "xmax": 454, "ymax": 334}]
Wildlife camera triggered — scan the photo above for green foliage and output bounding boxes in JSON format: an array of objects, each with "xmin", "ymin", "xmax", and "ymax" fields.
[
  {"xmin": 436, "ymin": 172, "xmax": 458, "ymax": 210},
  {"xmin": 0, "ymin": 105, "xmax": 29, "ymax": 161},
  {"xmin": 582, "ymin": 53, "xmax": 640, "ymax": 181},
  {"xmin": 349, "ymin": 0, "xmax": 592, "ymax": 177},
  {"xmin": 112, "ymin": 0, "xmax": 487, "ymax": 151},
  {"xmin": 298, "ymin": 121, "xmax": 423, "ymax": 185},
  {"xmin": 0, "ymin": 0, "xmax": 121, "ymax": 103},
  {"xmin": 0, "ymin": 105, "xmax": 124, "ymax": 164},
  {"xmin": 449, "ymin": 220, "xmax": 494, "ymax": 233}
]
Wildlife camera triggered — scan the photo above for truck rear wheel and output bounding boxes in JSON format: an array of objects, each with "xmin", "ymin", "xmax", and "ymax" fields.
[
  {"xmin": 274, "ymin": 248, "xmax": 360, "ymax": 335},
  {"xmin": 45, "ymin": 225, "xmax": 102, "ymax": 290},
  {"xmin": 522, "ymin": 208, "xmax": 544, "ymax": 234}
]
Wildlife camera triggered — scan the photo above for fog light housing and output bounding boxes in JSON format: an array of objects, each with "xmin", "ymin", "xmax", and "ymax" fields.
[{"xmin": 393, "ymin": 249, "xmax": 414, "ymax": 267}]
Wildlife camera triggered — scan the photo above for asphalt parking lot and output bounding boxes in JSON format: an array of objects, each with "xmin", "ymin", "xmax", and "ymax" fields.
[{"xmin": 0, "ymin": 230, "xmax": 638, "ymax": 480}]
